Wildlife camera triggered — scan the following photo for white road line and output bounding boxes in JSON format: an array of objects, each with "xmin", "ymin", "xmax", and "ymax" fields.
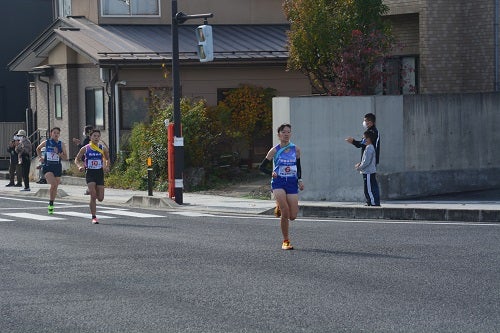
[
  {"xmin": 0, "ymin": 205, "xmax": 91, "ymax": 211},
  {"xmin": 0, "ymin": 218, "xmax": 14, "ymax": 222},
  {"xmin": 170, "ymin": 212, "xmax": 215, "ymax": 217},
  {"xmin": 0, "ymin": 196, "xmax": 72, "ymax": 205},
  {"xmin": 54, "ymin": 211, "xmax": 116, "ymax": 219},
  {"xmin": 3, "ymin": 213, "xmax": 65, "ymax": 221},
  {"xmin": 99, "ymin": 210, "xmax": 164, "ymax": 218}
]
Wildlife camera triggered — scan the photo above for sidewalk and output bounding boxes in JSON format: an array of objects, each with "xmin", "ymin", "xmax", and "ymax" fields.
[{"xmin": 1, "ymin": 176, "xmax": 499, "ymax": 222}]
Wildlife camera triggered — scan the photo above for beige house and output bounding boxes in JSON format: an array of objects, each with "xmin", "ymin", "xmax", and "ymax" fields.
[
  {"xmin": 8, "ymin": 0, "xmax": 499, "ymax": 160},
  {"xmin": 9, "ymin": 0, "xmax": 312, "ymax": 160}
]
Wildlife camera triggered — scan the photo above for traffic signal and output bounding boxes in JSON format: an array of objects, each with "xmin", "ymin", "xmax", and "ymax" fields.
[{"xmin": 195, "ymin": 25, "xmax": 213, "ymax": 62}]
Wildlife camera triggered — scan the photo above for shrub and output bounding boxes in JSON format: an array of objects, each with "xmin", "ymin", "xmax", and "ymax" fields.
[{"xmin": 106, "ymin": 85, "xmax": 275, "ymax": 190}]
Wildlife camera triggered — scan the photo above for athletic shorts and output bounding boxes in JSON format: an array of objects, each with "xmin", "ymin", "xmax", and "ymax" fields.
[
  {"xmin": 271, "ymin": 176, "xmax": 299, "ymax": 194},
  {"xmin": 86, "ymin": 168, "xmax": 105, "ymax": 186},
  {"xmin": 43, "ymin": 164, "xmax": 62, "ymax": 177}
]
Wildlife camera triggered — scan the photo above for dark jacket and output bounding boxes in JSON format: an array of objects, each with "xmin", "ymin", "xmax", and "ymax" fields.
[
  {"xmin": 79, "ymin": 136, "xmax": 91, "ymax": 149},
  {"xmin": 351, "ymin": 125, "xmax": 380, "ymax": 165},
  {"xmin": 15, "ymin": 137, "xmax": 32, "ymax": 160},
  {"xmin": 7, "ymin": 144, "xmax": 17, "ymax": 163}
]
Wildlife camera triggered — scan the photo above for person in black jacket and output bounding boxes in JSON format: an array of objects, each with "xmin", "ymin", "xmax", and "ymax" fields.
[
  {"xmin": 14, "ymin": 130, "xmax": 32, "ymax": 191},
  {"xmin": 5, "ymin": 136, "xmax": 22, "ymax": 187},
  {"xmin": 345, "ymin": 113, "xmax": 380, "ymax": 165},
  {"xmin": 72, "ymin": 125, "xmax": 93, "ymax": 149}
]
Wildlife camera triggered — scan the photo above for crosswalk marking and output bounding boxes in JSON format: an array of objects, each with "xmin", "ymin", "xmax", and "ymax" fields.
[
  {"xmin": 170, "ymin": 212, "xmax": 214, "ymax": 217},
  {"xmin": 0, "ymin": 209, "xmax": 166, "ymax": 222},
  {"xmin": 99, "ymin": 210, "xmax": 163, "ymax": 218},
  {"xmin": 0, "ymin": 196, "xmax": 72, "ymax": 205},
  {"xmin": 3, "ymin": 212, "xmax": 65, "ymax": 221},
  {"xmin": 54, "ymin": 211, "xmax": 116, "ymax": 219}
]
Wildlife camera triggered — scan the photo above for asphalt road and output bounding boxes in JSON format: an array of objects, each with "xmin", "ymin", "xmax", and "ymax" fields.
[{"xmin": 1, "ymin": 195, "xmax": 499, "ymax": 333}]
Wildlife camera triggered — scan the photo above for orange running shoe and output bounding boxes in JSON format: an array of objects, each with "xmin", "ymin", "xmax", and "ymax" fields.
[
  {"xmin": 281, "ymin": 240, "xmax": 294, "ymax": 250},
  {"xmin": 274, "ymin": 205, "xmax": 281, "ymax": 217}
]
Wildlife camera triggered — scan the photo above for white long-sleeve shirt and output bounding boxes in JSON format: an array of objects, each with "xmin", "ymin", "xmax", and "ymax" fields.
[{"xmin": 357, "ymin": 144, "xmax": 376, "ymax": 174}]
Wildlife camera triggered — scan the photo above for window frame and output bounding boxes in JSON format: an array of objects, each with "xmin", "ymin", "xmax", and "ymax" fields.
[
  {"xmin": 54, "ymin": 84, "xmax": 63, "ymax": 119},
  {"xmin": 55, "ymin": 0, "xmax": 71, "ymax": 18},
  {"xmin": 100, "ymin": 0, "xmax": 161, "ymax": 17},
  {"xmin": 85, "ymin": 87, "xmax": 105, "ymax": 129}
]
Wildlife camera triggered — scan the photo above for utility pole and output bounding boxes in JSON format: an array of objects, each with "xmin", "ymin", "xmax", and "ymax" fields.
[{"xmin": 171, "ymin": 0, "xmax": 213, "ymax": 204}]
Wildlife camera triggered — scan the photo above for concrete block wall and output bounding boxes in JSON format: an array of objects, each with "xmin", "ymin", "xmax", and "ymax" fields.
[
  {"xmin": 274, "ymin": 92, "xmax": 500, "ymax": 201},
  {"xmin": 403, "ymin": 93, "xmax": 499, "ymax": 171},
  {"xmin": 273, "ymin": 95, "xmax": 403, "ymax": 201}
]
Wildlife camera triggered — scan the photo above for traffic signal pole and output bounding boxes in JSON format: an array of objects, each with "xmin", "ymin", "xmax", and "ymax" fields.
[
  {"xmin": 171, "ymin": 0, "xmax": 212, "ymax": 204},
  {"xmin": 171, "ymin": 0, "xmax": 183, "ymax": 204}
]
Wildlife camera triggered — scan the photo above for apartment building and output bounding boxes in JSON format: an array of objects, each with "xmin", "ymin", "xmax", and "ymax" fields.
[{"xmin": 385, "ymin": 0, "xmax": 498, "ymax": 93}]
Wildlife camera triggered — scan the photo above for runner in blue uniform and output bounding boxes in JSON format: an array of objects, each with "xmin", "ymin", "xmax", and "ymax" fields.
[
  {"xmin": 75, "ymin": 129, "xmax": 110, "ymax": 224},
  {"xmin": 36, "ymin": 127, "xmax": 68, "ymax": 215},
  {"xmin": 260, "ymin": 124, "xmax": 304, "ymax": 250},
  {"xmin": 75, "ymin": 129, "xmax": 109, "ymax": 224}
]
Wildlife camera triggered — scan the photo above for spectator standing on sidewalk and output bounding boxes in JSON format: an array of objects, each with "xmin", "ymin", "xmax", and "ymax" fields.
[
  {"xmin": 345, "ymin": 113, "xmax": 380, "ymax": 165},
  {"xmin": 36, "ymin": 127, "xmax": 68, "ymax": 214},
  {"xmin": 74, "ymin": 129, "xmax": 110, "ymax": 224},
  {"xmin": 14, "ymin": 130, "xmax": 32, "ymax": 192},
  {"xmin": 5, "ymin": 136, "xmax": 23, "ymax": 187},
  {"xmin": 355, "ymin": 131, "xmax": 380, "ymax": 206},
  {"xmin": 259, "ymin": 123, "xmax": 304, "ymax": 250},
  {"xmin": 72, "ymin": 125, "xmax": 93, "ymax": 149}
]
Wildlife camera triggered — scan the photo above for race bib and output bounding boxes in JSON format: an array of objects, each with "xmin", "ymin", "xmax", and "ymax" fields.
[
  {"xmin": 87, "ymin": 159, "xmax": 103, "ymax": 169},
  {"xmin": 46, "ymin": 151, "xmax": 60, "ymax": 162},
  {"xmin": 278, "ymin": 165, "xmax": 297, "ymax": 177}
]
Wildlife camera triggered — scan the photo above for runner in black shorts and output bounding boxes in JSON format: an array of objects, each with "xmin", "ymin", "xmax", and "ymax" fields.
[
  {"xmin": 86, "ymin": 168, "xmax": 105, "ymax": 186},
  {"xmin": 75, "ymin": 129, "xmax": 110, "ymax": 224},
  {"xmin": 36, "ymin": 127, "xmax": 67, "ymax": 215}
]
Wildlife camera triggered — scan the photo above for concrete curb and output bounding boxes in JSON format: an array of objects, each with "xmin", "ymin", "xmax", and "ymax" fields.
[{"xmin": 277, "ymin": 206, "xmax": 500, "ymax": 222}]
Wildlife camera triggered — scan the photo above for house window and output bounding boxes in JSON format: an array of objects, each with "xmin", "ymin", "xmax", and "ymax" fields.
[
  {"xmin": 101, "ymin": 0, "xmax": 160, "ymax": 16},
  {"xmin": 383, "ymin": 56, "xmax": 418, "ymax": 95},
  {"xmin": 54, "ymin": 84, "xmax": 62, "ymax": 119},
  {"xmin": 55, "ymin": 0, "xmax": 71, "ymax": 17},
  {"xmin": 217, "ymin": 88, "xmax": 233, "ymax": 104},
  {"xmin": 85, "ymin": 87, "xmax": 105, "ymax": 128},
  {"xmin": 120, "ymin": 88, "xmax": 149, "ymax": 130}
]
